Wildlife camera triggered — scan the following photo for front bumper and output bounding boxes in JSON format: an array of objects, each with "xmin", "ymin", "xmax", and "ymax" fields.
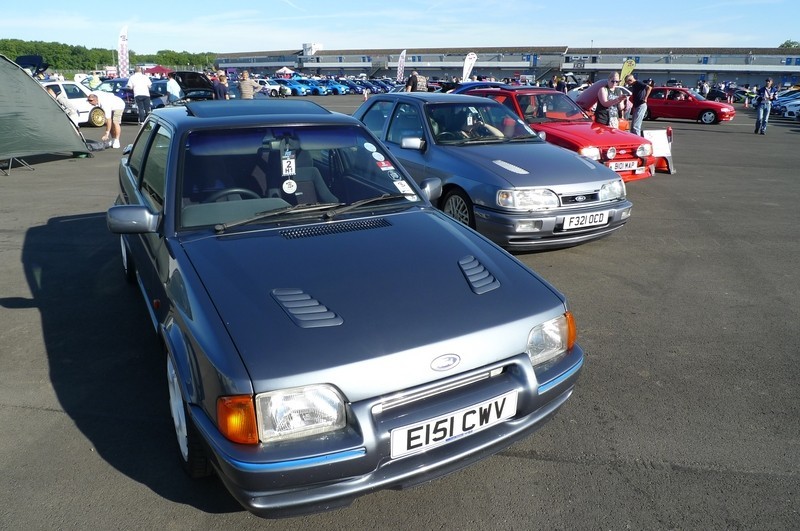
[
  {"xmin": 190, "ymin": 349, "xmax": 583, "ymax": 518},
  {"xmin": 474, "ymin": 200, "xmax": 633, "ymax": 251}
]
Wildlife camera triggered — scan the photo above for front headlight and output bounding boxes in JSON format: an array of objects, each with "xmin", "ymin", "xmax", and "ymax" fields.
[
  {"xmin": 598, "ymin": 179, "xmax": 626, "ymax": 201},
  {"xmin": 636, "ymin": 143, "xmax": 653, "ymax": 157},
  {"xmin": 255, "ymin": 384, "xmax": 346, "ymax": 442},
  {"xmin": 578, "ymin": 146, "xmax": 601, "ymax": 160},
  {"xmin": 526, "ymin": 312, "xmax": 577, "ymax": 367},
  {"xmin": 497, "ymin": 188, "xmax": 559, "ymax": 210}
]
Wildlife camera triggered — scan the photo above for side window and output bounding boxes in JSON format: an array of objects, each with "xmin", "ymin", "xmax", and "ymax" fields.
[
  {"xmin": 140, "ymin": 127, "xmax": 172, "ymax": 209},
  {"xmin": 650, "ymin": 90, "xmax": 666, "ymax": 100},
  {"xmin": 128, "ymin": 121, "xmax": 156, "ymax": 180},
  {"xmin": 387, "ymin": 103, "xmax": 423, "ymax": 144},
  {"xmin": 65, "ymin": 84, "xmax": 84, "ymax": 100},
  {"xmin": 361, "ymin": 101, "xmax": 393, "ymax": 136}
]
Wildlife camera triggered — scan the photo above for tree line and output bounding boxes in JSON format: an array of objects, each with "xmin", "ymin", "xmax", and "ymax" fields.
[{"xmin": 0, "ymin": 39, "xmax": 216, "ymax": 73}]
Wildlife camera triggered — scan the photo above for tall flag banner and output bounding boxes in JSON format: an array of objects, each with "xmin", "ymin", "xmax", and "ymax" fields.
[
  {"xmin": 462, "ymin": 52, "xmax": 477, "ymax": 81},
  {"xmin": 396, "ymin": 49, "xmax": 407, "ymax": 83},
  {"xmin": 118, "ymin": 26, "xmax": 129, "ymax": 78},
  {"xmin": 620, "ymin": 59, "xmax": 636, "ymax": 80}
]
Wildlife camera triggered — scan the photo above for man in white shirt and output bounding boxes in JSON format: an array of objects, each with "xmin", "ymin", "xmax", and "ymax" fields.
[
  {"xmin": 126, "ymin": 66, "xmax": 152, "ymax": 124},
  {"xmin": 87, "ymin": 91, "xmax": 126, "ymax": 148}
]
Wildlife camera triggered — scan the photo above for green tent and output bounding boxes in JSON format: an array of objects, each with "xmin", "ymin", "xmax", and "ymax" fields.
[{"xmin": 0, "ymin": 54, "xmax": 90, "ymax": 167}]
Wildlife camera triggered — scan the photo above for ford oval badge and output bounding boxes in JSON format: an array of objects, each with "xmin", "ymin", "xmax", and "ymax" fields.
[
  {"xmin": 431, "ymin": 354, "xmax": 461, "ymax": 371},
  {"xmin": 575, "ymin": 195, "xmax": 587, "ymax": 202}
]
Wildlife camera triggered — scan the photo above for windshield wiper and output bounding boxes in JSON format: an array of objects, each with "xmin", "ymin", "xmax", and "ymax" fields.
[
  {"xmin": 214, "ymin": 202, "xmax": 343, "ymax": 233},
  {"xmin": 507, "ymin": 134, "xmax": 544, "ymax": 142},
  {"xmin": 323, "ymin": 193, "xmax": 417, "ymax": 220}
]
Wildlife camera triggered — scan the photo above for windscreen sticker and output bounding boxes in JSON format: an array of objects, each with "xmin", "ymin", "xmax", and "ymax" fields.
[
  {"xmin": 393, "ymin": 180, "xmax": 417, "ymax": 199},
  {"xmin": 376, "ymin": 160, "xmax": 395, "ymax": 171},
  {"xmin": 372, "ymin": 152, "xmax": 386, "ymax": 162},
  {"xmin": 282, "ymin": 179, "xmax": 298, "ymax": 194},
  {"xmin": 282, "ymin": 152, "xmax": 296, "ymax": 176},
  {"xmin": 363, "ymin": 142, "xmax": 377, "ymax": 152},
  {"xmin": 388, "ymin": 170, "xmax": 401, "ymax": 181}
]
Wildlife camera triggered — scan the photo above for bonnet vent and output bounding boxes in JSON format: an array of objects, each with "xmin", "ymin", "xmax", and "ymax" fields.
[
  {"xmin": 281, "ymin": 218, "xmax": 391, "ymax": 239},
  {"xmin": 271, "ymin": 289, "xmax": 344, "ymax": 328},
  {"xmin": 458, "ymin": 256, "xmax": 501, "ymax": 294}
]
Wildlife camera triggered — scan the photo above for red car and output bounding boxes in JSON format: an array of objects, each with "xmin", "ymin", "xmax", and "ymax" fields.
[
  {"xmin": 465, "ymin": 86, "xmax": 655, "ymax": 182},
  {"xmin": 645, "ymin": 87, "xmax": 735, "ymax": 124}
]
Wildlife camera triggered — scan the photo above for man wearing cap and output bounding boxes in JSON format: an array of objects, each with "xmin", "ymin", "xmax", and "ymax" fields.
[
  {"xmin": 87, "ymin": 91, "xmax": 126, "ymax": 148},
  {"xmin": 754, "ymin": 78, "xmax": 776, "ymax": 135}
]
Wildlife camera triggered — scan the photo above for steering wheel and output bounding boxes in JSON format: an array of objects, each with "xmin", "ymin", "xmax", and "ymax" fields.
[{"xmin": 203, "ymin": 188, "xmax": 260, "ymax": 203}]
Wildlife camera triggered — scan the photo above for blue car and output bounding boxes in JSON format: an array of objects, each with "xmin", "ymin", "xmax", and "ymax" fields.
[
  {"xmin": 336, "ymin": 78, "xmax": 364, "ymax": 94},
  {"xmin": 316, "ymin": 78, "xmax": 350, "ymax": 95},
  {"xmin": 354, "ymin": 92, "xmax": 632, "ymax": 250},
  {"xmin": 272, "ymin": 78, "xmax": 309, "ymax": 96},
  {"xmin": 106, "ymin": 99, "xmax": 584, "ymax": 518},
  {"xmin": 293, "ymin": 78, "xmax": 330, "ymax": 95}
]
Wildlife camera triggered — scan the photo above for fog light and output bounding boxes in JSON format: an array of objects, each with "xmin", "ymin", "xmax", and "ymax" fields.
[
  {"xmin": 516, "ymin": 220, "xmax": 543, "ymax": 232},
  {"xmin": 621, "ymin": 207, "xmax": 632, "ymax": 220}
]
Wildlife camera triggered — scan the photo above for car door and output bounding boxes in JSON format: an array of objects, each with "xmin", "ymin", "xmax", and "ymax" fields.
[
  {"xmin": 665, "ymin": 90, "xmax": 694, "ymax": 119},
  {"xmin": 122, "ymin": 122, "xmax": 173, "ymax": 323},
  {"xmin": 383, "ymin": 102, "xmax": 429, "ymax": 183}
]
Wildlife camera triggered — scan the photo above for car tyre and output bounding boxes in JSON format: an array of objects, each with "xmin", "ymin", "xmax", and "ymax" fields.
[
  {"xmin": 644, "ymin": 108, "xmax": 654, "ymax": 121},
  {"xmin": 699, "ymin": 110, "xmax": 718, "ymax": 124},
  {"xmin": 270, "ymin": 89, "xmax": 278, "ymax": 97},
  {"xmin": 89, "ymin": 107, "xmax": 106, "ymax": 127},
  {"xmin": 167, "ymin": 354, "xmax": 212, "ymax": 479},
  {"xmin": 120, "ymin": 236, "xmax": 136, "ymax": 284},
  {"xmin": 442, "ymin": 189, "xmax": 476, "ymax": 229}
]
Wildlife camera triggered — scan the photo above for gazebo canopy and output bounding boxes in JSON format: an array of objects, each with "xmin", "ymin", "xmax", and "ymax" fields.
[{"xmin": 145, "ymin": 65, "xmax": 172, "ymax": 75}]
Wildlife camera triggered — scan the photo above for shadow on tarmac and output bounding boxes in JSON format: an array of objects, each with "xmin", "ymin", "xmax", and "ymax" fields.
[{"xmin": 0, "ymin": 211, "xmax": 244, "ymax": 515}]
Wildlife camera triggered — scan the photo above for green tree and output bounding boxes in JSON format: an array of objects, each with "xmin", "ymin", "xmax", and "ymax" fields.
[{"xmin": 778, "ymin": 40, "xmax": 800, "ymax": 48}]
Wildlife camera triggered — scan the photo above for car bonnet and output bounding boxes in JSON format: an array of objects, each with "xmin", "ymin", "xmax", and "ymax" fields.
[
  {"xmin": 533, "ymin": 121, "xmax": 648, "ymax": 149},
  {"xmin": 444, "ymin": 142, "xmax": 619, "ymax": 187},
  {"xmin": 180, "ymin": 210, "xmax": 565, "ymax": 401}
]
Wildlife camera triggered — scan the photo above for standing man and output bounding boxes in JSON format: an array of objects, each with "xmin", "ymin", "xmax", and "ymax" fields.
[
  {"xmin": 238, "ymin": 70, "xmax": 261, "ymax": 99},
  {"xmin": 625, "ymin": 74, "xmax": 652, "ymax": 136},
  {"xmin": 166, "ymin": 72, "xmax": 183, "ymax": 103},
  {"xmin": 405, "ymin": 71, "xmax": 427, "ymax": 92},
  {"xmin": 754, "ymin": 78, "xmax": 776, "ymax": 135},
  {"xmin": 87, "ymin": 91, "xmax": 125, "ymax": 148},
  {"xmin": 126, "ymin": 67, "xmax": 152, "ymax": 124}
]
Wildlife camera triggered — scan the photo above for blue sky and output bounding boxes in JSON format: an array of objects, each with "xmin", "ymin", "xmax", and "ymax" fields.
[{"xmin": 4, "ymin": 0, "xmax": 797, "ymax": 54}]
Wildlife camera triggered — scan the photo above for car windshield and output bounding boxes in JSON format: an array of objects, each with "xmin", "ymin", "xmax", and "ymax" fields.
[
  {"xmin": 515, "ymin": 92, "xmax": 589, "ymax": 123},
  {"xmin": 687, "ymin": 89, "xmax": 706, "ymax": 101},
  {"xmin": 179, "ymin": 125, "xmax": 422, "ymax": 229},
  {"xmin": 425, "ymin": 102, "xmax": 540, "ymax": 144}
]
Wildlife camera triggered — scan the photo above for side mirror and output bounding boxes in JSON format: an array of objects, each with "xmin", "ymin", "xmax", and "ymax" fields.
[
  {"xmin": 419, "ymin": 177, "xmax": 442, "ymax": 202},
  {"xmin": 107, "ymin": 204, "xmax": 160, "ymax": 234},
  {"xmin": 400, "ymin": 137, "xmax": 425, "ymax": 151}
]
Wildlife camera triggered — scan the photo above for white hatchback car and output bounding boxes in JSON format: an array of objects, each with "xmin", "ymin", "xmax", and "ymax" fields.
[{"xmin": 39, "ymin": 80, "xmax": 106, "ymax": 127}]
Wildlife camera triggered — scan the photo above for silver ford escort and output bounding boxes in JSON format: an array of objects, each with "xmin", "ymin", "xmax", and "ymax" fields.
[{"xmin": 107, "ymin": 99, "xmax": 584, "ymax": 518}]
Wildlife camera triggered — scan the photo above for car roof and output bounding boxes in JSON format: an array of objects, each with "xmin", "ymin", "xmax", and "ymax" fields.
[
  {"xmin": 466, "ymin": 86, "xmax": 561, "ymax": 95},
  {"xmin": 151, "ymin": 99, "xmax": 361, "ymax": 129},
  {"xmin": 370, "ymin": 92, "xmax": 494, "ymax": 104}
]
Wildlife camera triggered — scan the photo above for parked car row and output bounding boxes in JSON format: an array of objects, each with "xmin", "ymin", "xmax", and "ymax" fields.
[{"xmin": 106, "ymin": 98, "xmax": 585, "ymax": 518}]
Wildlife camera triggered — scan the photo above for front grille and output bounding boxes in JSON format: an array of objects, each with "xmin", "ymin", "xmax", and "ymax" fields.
[
  {"xmin": 560, "ymin": 192, "xmax": 600, "ymax": 206},
  {"xmin": 371, "ymin": 366, "xmax": 505, "ymax": 415}
]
